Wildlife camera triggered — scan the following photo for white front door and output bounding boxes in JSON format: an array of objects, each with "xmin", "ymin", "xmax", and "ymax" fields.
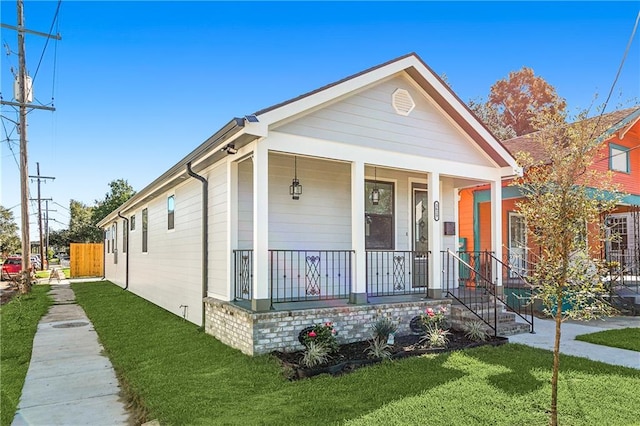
[{"xmin": 508, "ymin": 212, "xmax": 526, "ymax": 277}]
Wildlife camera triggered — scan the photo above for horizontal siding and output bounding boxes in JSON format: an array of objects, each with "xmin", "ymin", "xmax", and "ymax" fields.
[
  {"xmin": 208, "ymin": 162, "xmax": 229, "ymax": 299},
  {"xmin": 276, "ymin": 75, "xmax": 493, "ymax": 167},
  {"xmin": 105, "ymin": 178, "xmax": 205, "ymax": 325}
]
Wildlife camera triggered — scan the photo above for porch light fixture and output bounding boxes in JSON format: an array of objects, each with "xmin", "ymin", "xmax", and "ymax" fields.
[
  {"xmin": 221, "ymin": 143, "xmax": 237, "ymax": 155},
  {"xmin": 289, "ymin": 156, "xmax": 302, "ymax": 200},
  {"xmin": 371, "ymin": 167, "xmax": 380, "ymax": 205}
]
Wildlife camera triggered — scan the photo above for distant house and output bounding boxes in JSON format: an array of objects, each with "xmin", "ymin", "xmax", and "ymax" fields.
[
  {"xmin": 459, "ymin": 107, "xmax": 640, "ymax": 300},
  {"xmin": 97, "ymin": 53, "xmax": 520, "ymax": 355}
]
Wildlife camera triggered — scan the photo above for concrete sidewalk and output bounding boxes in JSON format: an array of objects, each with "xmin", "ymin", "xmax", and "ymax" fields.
[
  {"xmin": 12, "ymin": 281, "xmax": 131, "ymax": 426},
  {"xmin": 509, "ymin": 316, "xmax": 640, "ymax": 369}
]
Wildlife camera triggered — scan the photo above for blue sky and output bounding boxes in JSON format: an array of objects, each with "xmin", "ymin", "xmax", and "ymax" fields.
[{"xmin": 1, "ymin": 1, "xmax": 639, "ymax": 238}]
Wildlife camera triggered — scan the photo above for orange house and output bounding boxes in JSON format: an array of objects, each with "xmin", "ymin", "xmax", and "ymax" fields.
[{"xmin": 459, "ymin": 107, "xmax": 640, "ymax": 282}]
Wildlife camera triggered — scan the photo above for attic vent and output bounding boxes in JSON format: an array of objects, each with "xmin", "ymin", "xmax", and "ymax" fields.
[{"xmin": 392, "ymin": 88, "xmax": 415, "ymax": 116}]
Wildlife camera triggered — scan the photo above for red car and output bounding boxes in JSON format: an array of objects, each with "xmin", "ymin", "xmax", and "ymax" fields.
[{"xmin": 1, "ymin": 256, "xmax": 30, "ymax": 281}]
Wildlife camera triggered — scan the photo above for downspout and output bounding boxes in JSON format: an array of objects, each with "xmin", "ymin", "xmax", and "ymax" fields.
[
  {"xmin": 117, "ymin": 211, "xmax": 129, "ymax": 290},
  {"xmin": 187, "ymin": 162, "xmax": 208, "ymax": 329}
]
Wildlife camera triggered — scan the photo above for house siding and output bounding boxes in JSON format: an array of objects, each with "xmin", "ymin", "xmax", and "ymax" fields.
[{"xmin": 275, "ymin": 75, "xmax": 495, "ymax": 168}]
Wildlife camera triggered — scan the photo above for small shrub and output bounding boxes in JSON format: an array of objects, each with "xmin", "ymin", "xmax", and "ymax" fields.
[
  {"xmin": 299, "ymin": 322, "xmax": 339, "ymax": 353},
  {"xmin": 300, "ymin": 342, "xmax": 330, "ymax": 368},
  {"xmin": 366, "ymin": 338, "xmax": 393, "ymax": 359},
  {"xmin": 370, "ymin": 316, "xmax": 397, "ymax": 343},
  {"xmin": 463, "ymin": 320, "xmax": 489, "ymax": 342},
  {"xmin": 420, "ymin": 327, "xmax": 451, "ymax": 348}
]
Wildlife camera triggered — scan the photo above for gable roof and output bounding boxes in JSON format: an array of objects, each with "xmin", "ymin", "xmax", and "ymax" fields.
[
  {"xmin": 98, "ymin": 54, "xmax": 519, "ymax": 226},
  {"xmin": 255, "ymin": 52, "xmax": 517, "ymax": 169},
  {"xmin": 502, "ymin": 107, "xmax": 640, "ymax": 162}
]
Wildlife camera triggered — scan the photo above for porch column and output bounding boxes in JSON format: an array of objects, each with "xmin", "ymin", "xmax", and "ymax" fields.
[
  {"xmin": 350, "ymin": 160, "xmax": 367, "ymax": 304},
  {"xmin": 428, "ymin": 172, "xmax": 442, "ymax": 298},
  {"xmin": 490, "ymin": 179, "xmax": 503, "ymax": 291},
  {"xmin": 252, "ymin": 143, "xmax": 270, "ymax": 311}
]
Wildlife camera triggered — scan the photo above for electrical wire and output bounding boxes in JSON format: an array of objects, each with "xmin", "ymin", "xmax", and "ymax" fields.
[
  {"xmin": 588, "ymin": 11, "xmax": 640, "ymax": 142},
  {"xmin": 30, "ymin": 0, "xmax": 62, "ymax": 90}
]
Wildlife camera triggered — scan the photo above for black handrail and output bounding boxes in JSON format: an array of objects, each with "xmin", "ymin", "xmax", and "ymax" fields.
[{"xmin": 366, "ymin": 251, "xmax": 430, "ymax": 298}]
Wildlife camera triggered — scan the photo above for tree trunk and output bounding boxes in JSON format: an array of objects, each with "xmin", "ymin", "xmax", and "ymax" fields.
[{"xmin": 550, "ymin": 294, "xmax": 563, "ymax": 426}]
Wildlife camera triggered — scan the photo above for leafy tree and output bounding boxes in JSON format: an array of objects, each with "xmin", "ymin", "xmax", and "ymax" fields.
[
  {"xmin": 468, "ymin": 97, "xmax": 516, "ymax": 141},
  {"xmin": 48, "ymin": 228, "xmax": 71, "ymax": 252},
  {"xmin": 68, "ymin": 200, "xmax": 101, "ymax": 243},
  {"xmin": 0, "ymin": 205, "xmax": 21, "ymax": 256},
  {"xmin": 92, "ymin": 179, "xmax": 136, "ymax": 226},
  {"xmin": 489, "ymin": 67, "xmax": 567, "ymax": 136},
  {"xmin": 512, "ymin": 109, "xmax": 620, "ymax": 426}
]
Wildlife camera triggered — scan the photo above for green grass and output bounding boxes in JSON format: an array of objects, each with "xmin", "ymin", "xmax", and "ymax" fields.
[
  {"xmin": 34, "ymin": 268, "xmax": 70, "ymax": 279},
  {"xmin": 576, "ymin": 327, "xmax": 640, "ymax": 352},
  {"xmin": 72, "ymin": 281, "xmax": 640, "ymax": 426},
  {"xmin": 0, "ymin": 286, "xmax": 52, "ymax": 426}
]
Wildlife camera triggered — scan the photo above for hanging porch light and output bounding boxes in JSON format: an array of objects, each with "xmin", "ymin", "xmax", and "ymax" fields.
[
  {"xmin": 371, "ymin": 167, "xmax": 380, "ymax": 205},
  {"xmin": 289, "ymin": 156, "xmax": 302, "ymax": 200}
]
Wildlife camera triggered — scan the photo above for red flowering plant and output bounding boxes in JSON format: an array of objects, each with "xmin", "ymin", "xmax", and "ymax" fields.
[
  {"xmin": 419, "ymin": 306, "xmax": 449, "ymax": 333},
  {"xmin": 298, "ymin": 322, "xmax": 339, "ymax": 353}
]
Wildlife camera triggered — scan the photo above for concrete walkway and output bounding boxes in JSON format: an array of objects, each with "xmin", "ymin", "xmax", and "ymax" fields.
[
  {"xmin": 12, "ymin": 280, "xmax": 131, "ymax": 426},
  {"xmin": 509, "ymin": 316, "xmax": 640, "ymax": 369}
]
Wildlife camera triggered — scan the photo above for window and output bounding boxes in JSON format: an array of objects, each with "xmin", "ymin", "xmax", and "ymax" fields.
[
  {"xmin": 130, "ymin": 214, "xmax": 136, "ymax": 231},
  {"xmin": 142, "ymin": 208, "xmax": 148, "ymax": 253},
  {"xmin": 610, "ymin": 144, "xmax": 630, "ymax": 173},
  {"xmin": 122, "ymin": 219, "xmax": 127, "ymax": 253},
  {"xmin": 106, "ymin": 228, "xmax": 110, "ymax": 253},
  {"xmin": 111, "ymin": 223, "xmax": 116, "ymax": 254},
  {"xmin": 609, "ymin": 216, "xmax": 628, "ymax": 252},
  {"xmin": 167, "ymin": 195, "xmax": 175, "ymax": 230},
  {"xmin": 365, "ymin": 180, "xmax": 394, "ymax": 249}
]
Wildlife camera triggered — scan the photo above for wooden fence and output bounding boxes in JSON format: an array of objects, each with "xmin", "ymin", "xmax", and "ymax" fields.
[{"xmin": 70, "ymin": 243, "xmax": 103, "ymax": 278}]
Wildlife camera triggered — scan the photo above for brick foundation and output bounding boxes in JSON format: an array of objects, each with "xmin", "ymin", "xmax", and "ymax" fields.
[{"xmin": 204, "ymin": 297, "xmax": 451, "ymax": 355}]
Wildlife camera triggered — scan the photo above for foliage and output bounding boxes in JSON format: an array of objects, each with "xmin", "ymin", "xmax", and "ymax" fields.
[
  {"xmin": 299, "ymin": 322, "xmax": 339, "ymax": 353},
  {"xmin": 511, "ymin": 107, "xmax": 622, "ymax": 425},
  {"xmin": 68, "ymin": 200, "xmax": 100, "ymax": 243},
  {"xmin": 419, "ymin": 327, "xmax": 451, "ymax": 348},
  {"xmin": 0, "ymin": 286, "xmax": 52, "ymax": 426},
  {"xmin": 576, "ymin": 327, "xmax": 640, "ymax": 352},
  {"xmin": 370, "ymin": 315, "xmax": 398, "ymax": 343},
  {"xmin": 91, "ymin": 179, "xmax": 136, "ymax": 226},
  {"xmin": 300, "ymin": 342, "xmax": 331, "ymax": 368},
  {"xmin": 72, "ymin": 281, "xmax": 640, "ymax": 426},
  {"xmin": 468, "ymin": 97, "xmax": 516, "ymax": 141},
  {"xmin": 419, "ymin": 306, "xmax": 448, "ymax": 333},
  {"xmin": 67, "ymin": 179, "xmax": 136, "ymax": 243},
  {"xmin": 366, "ymin": 337, "xmax": 393, "ymax": 360},
  {"xmin": 48, "ymin": 228, "xmax": 71, "ymax": 252},
  {"xmin": 488, "ymin": 66, "xmax": 567, "ymax": 136},
  {"xmin": 463, "ymin": 320, "xmax": 489, "ymax": 342},
  {"xmin": 0, "ymin": 205, "xmax": 21, "ymax": 257}
]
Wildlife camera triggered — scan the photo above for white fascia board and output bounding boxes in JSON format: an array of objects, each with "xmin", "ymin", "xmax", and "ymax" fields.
[
  {"xmin": 257, "ymin": 57, "xmax": 419, "ymax": 126},
  {"xmin": 266, "ymin": 131, "xmax": 504, "ymax": 182}
]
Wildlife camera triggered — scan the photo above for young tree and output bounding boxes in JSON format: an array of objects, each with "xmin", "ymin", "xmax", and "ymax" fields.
[
  {"xmin": 512, "ymin": 109, "xmax": 620, "ymax": 426},
  {"xmin": 489, "ymin": 67, "xmax": 567, "ymax": 136},
  {"xmin": 0, "ymin": 205, "xmax": 21, "ymax": 256}
]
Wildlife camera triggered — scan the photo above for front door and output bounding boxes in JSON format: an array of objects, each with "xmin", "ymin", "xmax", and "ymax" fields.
[
  {"xmin": 412, "ymin": 184, "xmax": 428, "ymax": 287},
  {"xmin": 508, "ymin": 212, "xmax": 526, "ymax": 278}
]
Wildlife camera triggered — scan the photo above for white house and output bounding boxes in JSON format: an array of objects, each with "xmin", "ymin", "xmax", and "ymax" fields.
[{"xmin": 98, "ymin": 53, "xmax": 520, "ymax": 355}]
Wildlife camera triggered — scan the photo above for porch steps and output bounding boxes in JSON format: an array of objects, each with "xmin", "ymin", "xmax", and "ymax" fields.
[{"xmin": 449, "ymin": 303, "xmax": 532, "ymax": 336}]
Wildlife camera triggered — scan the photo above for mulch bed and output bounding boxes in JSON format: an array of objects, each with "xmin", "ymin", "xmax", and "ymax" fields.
[{"xmin": 273, "ymin": 329, "xmax": 508, "ymax": 380}]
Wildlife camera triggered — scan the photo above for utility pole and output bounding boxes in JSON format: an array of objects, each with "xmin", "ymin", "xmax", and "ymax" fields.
[
  {"xmin": 1, "ymin": 0, "xmax": 61, "ymax": 292},
  {"xmin": 29, "ymin": 163, "xmax": 55, "ymax": 269}
]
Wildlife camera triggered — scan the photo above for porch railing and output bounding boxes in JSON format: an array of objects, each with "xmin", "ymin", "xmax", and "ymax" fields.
[
  {"xmin": 269, "ymin": 250, "xmax": 353, "ymax": 305},
  {"xmin": 233, "ymin": 249, "xmax": 253, "ymax": 302},
  {"xmin": 366, "ymin": 251, "xmax": 430, "ymax": 298}
]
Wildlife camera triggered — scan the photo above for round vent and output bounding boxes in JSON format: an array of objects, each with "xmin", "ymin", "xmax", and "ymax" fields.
[{"xmin": 392, "ymin": 88, "xmax": 415, "ymax": 116}]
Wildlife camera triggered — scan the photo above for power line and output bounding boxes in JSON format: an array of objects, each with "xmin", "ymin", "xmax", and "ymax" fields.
[{"xmin": 588, "ymin": 11, "xmax": 640, "ymax": 141}]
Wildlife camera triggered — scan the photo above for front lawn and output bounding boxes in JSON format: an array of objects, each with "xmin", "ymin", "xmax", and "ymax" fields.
[
  {"xmin": 72, "ymin": 281, "xmax": 640, "ymax": 425},
  {"xmin": 0, "ymin": 286, "xmax": 52, "ymax": 426},
  {"xmin": 575, "ymin": 327, "xmax": 640, "ymax": 352}
]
